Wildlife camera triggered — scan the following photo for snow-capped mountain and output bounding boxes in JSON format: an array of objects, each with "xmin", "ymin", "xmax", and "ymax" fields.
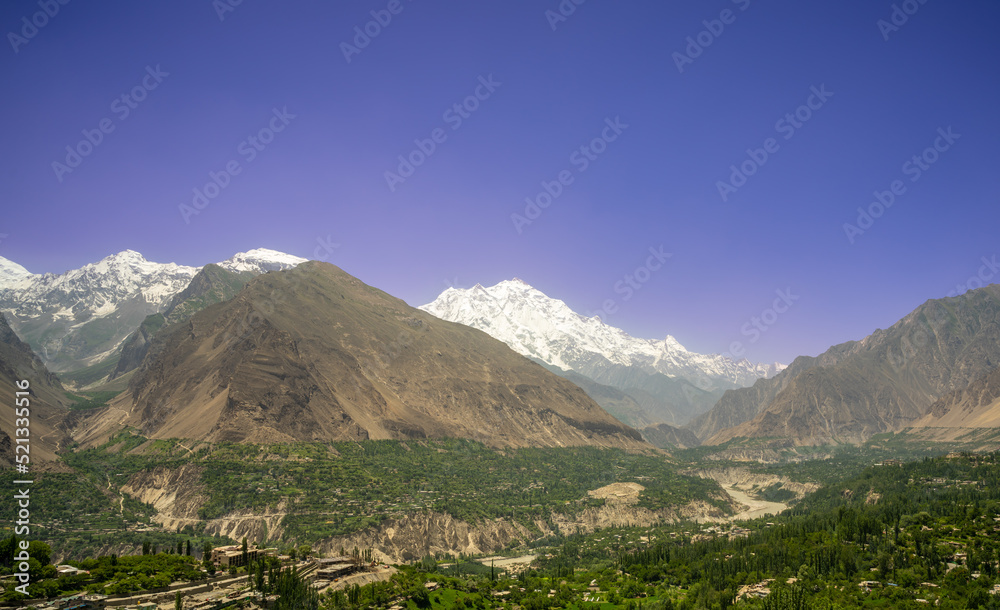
[
  {"xmin": 217, "ymin": 248, "xmax": 309, "ymax": 274},
  {"xmin": 421, "ymin": 280, "xmax": 784, "ymax": 424},
  {"xmin": 0, "ymin": 258, "xmax": 35, "ymax": 285},
  {"xmin": 0, "ymin": 248, "xmax": 305, "ymax": 371}
]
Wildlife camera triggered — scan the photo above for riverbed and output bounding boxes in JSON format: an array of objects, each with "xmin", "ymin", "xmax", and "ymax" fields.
[{"xmin": 720, "ymin": 486, "xmax": 788, "ymax": 521}]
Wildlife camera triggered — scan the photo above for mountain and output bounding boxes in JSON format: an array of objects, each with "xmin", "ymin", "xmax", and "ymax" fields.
[
  {"xmin": 0, "ymin": 313, "xmax": 70, "ymax": 463},
  {"xmin": 701, "ymin": 284, "xmax": 1000, "ymax": 446},
  {"xmin": 420, "ymin": 280, "xmax": 783, "ymax": 425},
  {"xmin": 686, "ymin": 342, "xmax": 859, "ymax": 442},
  {"xmin": 0, "ymin": 248, "xmax": 305, "ymax": 373},
  {"xmin": 911, "ymin": 365, "xmax": 1000, "ymax": 432},
  {"xmin": 543, "ymin": 367, "xmax": 658, "ymax": 429},
  {"xmin": 74, "ymin": 263, "xmax": 646, "ymax": 450},
  {"xmin": 641, "ymin": 423, "xmax": 701, "ymax": 450},
  {"xmin": 107, "ymin": 264, "xmax": 256, "ymax": 381}
]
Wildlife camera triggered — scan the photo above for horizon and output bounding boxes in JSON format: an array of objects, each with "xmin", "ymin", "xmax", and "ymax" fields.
[{"xmin": 2, "ymin": 1, "xmax": 998, "ymax": 365}]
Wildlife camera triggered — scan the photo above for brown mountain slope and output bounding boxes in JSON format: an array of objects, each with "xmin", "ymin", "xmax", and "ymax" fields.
[
  {"xmin": 0, "ymin": 313, "xmax": 70, "ymax": 462},
  {"xmin": 911, "ymin": 365, "xmax": 1000, "ymax": 430},
  {"xmin": 73, "ymin": 262, "xmax": 646, "ymax": 450},
  {"xmin": 706, "ymin": 284, "xmax": 1000, "ymax": 446},
  {"xmin": 642, "ymin": 423, "xmax": 701, "ymax": 450},
  {"xmin": 686, "ymin": 345, "xmax": 856, "ymax": 442},
  {"xmin": 108, "ymin": 264, "xmax": 255, "ymax": 380}
]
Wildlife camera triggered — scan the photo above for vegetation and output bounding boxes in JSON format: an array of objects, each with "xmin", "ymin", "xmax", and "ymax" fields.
[
  {"xmin": 58, "ymin": 433, "xmax": 727, "ymax": 553},
  {"xmin": 65, "ymin": 389, "xmax": 121, "ymax": 410},
  {"xmin": 13, "ymin": 433, "xmax": 1000, "ymax": 609},
  {"xmin": 58, "ymin": 355, "xmax": 121, "ymax": 388},
  {"xmin": 302, "ymin": 452, "xmax": 1000, "ymax": 608}
]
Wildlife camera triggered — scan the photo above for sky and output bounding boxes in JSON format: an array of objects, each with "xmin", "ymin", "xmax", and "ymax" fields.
[{"xmin": 1, "ymin": 0, "xmax": 998, "ymax": 365}]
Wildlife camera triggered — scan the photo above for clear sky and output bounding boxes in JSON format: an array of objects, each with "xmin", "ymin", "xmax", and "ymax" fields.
[{"xmin": 1, "ymin": 0, "xmax": 998, "ymax": 365}]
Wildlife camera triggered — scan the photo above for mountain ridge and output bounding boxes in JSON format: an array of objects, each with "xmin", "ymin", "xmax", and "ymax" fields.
[
  {"xmin": 0, "ymin": 248, "xmax": 306, "ymax": 372},
  {"xmin": 420, "ymin": 279, "xmax": 783, "ymax": 425},
  {"xmin": 73, "ymin": 262, "xmax": 648, "ymax": 451},
  {"xmin": 701, "ymin": 285, "xmax": 1000, "ymax": 446}
]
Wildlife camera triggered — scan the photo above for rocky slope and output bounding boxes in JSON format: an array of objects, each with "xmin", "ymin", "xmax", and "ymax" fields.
[
  {"xmin": 0, "ymin": 313, "xmax": 71, "ymax": 462},
  {"xmin": 73, "ymin": 262, "xmax": 646, "ymax": 450},
  {"xmin": 641, "ymin": 422, "xmax": 701, "ymax": 450},
  {"xmin": 107, "ymin": 264, "xmax": 256, "ymax": 380},
  {"xmin": 911, "ymin": 365, "xmax": 1000, "ymax": 431},
  {"xmin": 543, "ymin": 367, "xmax": 657, "ymax": 429},
  {"xmin": 703, "ymin": 285, "xmax": 1000, "ymax": 445}
]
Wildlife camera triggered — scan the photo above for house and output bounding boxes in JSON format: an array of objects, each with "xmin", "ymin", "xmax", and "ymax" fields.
[
  {"xmin": 56, "ymin": 566, "xmax": 90, "ymax": 577},
  {"xmin": 211, "ymin": 545, "xmax": 269, "ymax": 568},
  {"xmin": 315, "ymin": 563, "xmax": 357, "ymax": 580}
]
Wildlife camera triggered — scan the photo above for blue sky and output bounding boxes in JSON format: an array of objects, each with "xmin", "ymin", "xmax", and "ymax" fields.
[{"xmin": 1, "ymin": 0, "xmax": 998, "ymax": 365}]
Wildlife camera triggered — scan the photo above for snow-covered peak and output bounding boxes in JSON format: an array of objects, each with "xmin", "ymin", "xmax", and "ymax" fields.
[
  {"xmin": 421, "ymin": 279, "xmax": 784, "ymax": 390},
  {"xmin": 0, "ymin": 256, "xmax": 36, "ymax": 287},
  {"xmin": 217, "ymin": 248, "xmax": 308, "ymax": 274},
  {"xmin": 85, "ymin": 250, "xmax": 199, "ymax": 280},
  {"xmin": 0, "ymin": 247, "xmax": 307, "ymax": 371}
]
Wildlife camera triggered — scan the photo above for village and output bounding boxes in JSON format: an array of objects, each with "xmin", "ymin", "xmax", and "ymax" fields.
[{"xmin": 9, "ymin": 544, "xmax": 393, "ymax": 610}]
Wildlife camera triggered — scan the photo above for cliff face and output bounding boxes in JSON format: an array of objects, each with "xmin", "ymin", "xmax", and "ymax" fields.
[
  {"xmin": 696, "ymin": 285, "xmax": 1000, "ymax": 446},
  {"xmin": 0, "ymin": 313, "xmax": 70, "ymax": 463}
]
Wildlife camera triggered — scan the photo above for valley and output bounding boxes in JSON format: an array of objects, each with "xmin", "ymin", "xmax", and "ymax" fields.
[{"xmin": 3, "ymin": 250, "xmax": 1000, "ymax": 609}]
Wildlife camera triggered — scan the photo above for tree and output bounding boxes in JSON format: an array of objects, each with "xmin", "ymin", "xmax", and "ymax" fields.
[
  {"xmin": 175, "ymin": 591, "xmax": 182, "ymax": 610},
  {"xmin": 411, "ymin": 586, "xmax": 430, "ymax": 608},
  {"xmin": 202, "ymin": 542, "xmax": 215, "ymax": 574}
]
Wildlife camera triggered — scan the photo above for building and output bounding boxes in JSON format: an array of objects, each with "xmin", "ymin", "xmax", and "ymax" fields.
[
  {"xmin": 211, "ymin": 544, "xmax": 272, "ymax": 568},
  {"xmin": 315, "ymin": 563, "xmax": 358, "ymax": 580}
]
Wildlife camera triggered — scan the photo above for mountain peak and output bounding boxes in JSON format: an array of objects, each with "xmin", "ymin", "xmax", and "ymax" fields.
[
  {"xmin": 101, "ymin": 261, "xmax": 645, "ymax": 450},
  {"xmin": 109, "ymin": 249, "xmax": 145, "ymax": 260},
  {"xmin": 420, "ymin": 281, "xmax": 783, "ymax": 391},
  {"xmin": 0, "ymin": 248, "xmax": 306, "ymax": 372},
  {"xmin": 0, "ymin": 256, "xmax": 35, "ymax": 284},
  {"xmin": 218, "ymin": 248, "xmax": 307, "ymax": 274}
]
